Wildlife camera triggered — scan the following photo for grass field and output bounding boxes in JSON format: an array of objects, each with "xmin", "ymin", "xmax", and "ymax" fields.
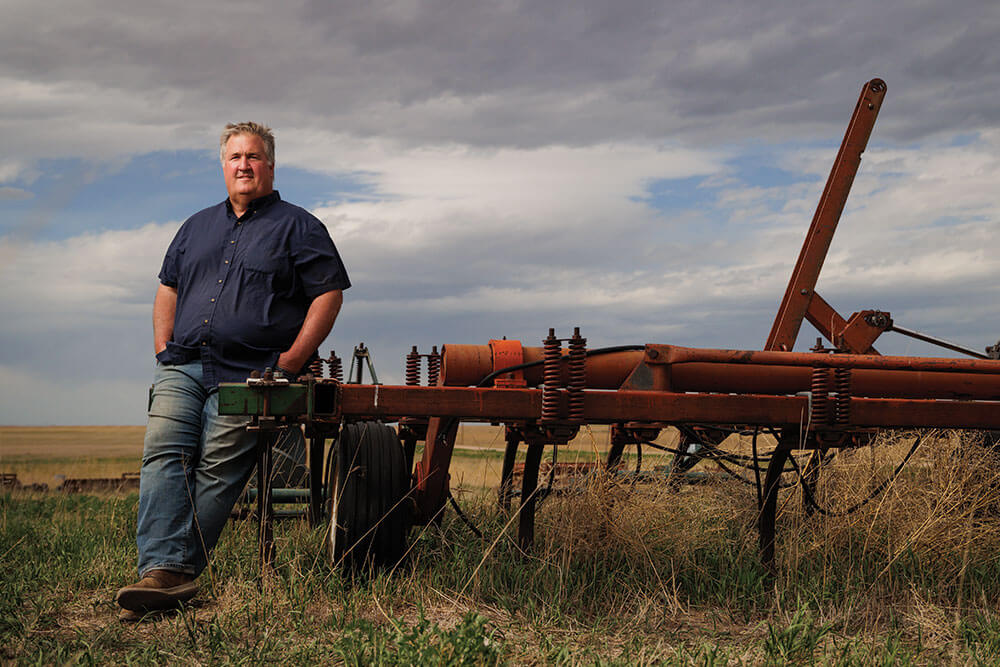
[
  {"xmin": 0, "ymin": 424, "xmax": 671, "ymax": 489},
  {"xmin": 4, "ymin": 426, "xmax": 1000, "ymax": 664},
  {"xmin": 1, "ymin": 426, "xmax": 147, "ymax": 486}
]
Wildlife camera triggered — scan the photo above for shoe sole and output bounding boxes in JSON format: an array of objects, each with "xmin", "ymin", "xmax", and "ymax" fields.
[
  {"xmin": 118, "ymin": 608, "xmax": 144, "ymax": 623},
  {"xmin": 116, "ymin": 582, "xmax": 199, "ymax": 612}
]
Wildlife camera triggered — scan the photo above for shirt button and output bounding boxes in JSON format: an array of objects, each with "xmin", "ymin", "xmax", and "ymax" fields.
[
  {"xmin": 218, "ymin": 279, "xmax": 223, "ymax": 284},
  {"xmin": 204, "ymin": 319, "xmax": 208, "ymax": 324},
  {"xmin": 230, "ymin": 240, "xmax": 235, "ymax": 244},
  {"xmin": 211, "ymin": 298, "xmax": 216, "ymax": 302},
  {"xmin": 201, "ymin": 341, "xmax": 207, "ymax": 346},
  {"xmin": 224, "ymin": 260, "xmax": 229, "ymax": 264}
]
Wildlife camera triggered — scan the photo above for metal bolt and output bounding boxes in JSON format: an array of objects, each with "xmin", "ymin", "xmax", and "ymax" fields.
[{"xmin": 648, "ymin": 348, "xmax": 659, "ymax": 359}]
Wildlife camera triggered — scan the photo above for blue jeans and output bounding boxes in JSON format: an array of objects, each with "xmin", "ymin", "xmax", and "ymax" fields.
[{"xmin": 136, "ymin": 361, "xmax": 258, "ymax": 578}]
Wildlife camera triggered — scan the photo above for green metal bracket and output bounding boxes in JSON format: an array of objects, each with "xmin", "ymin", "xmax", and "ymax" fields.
[{"xmin": 218, "ymin": 382, "xmax": 310, "ymax": 416}]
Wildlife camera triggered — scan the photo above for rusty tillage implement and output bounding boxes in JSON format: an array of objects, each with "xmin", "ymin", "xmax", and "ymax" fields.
[{"xmin": 218, "ymin": 78, "xmax": 1000, "ymax": 572}]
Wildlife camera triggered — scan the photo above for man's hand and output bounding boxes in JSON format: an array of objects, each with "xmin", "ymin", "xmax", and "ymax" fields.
[
  {"xmin": 276, "ymin": 290, "xmax": 344, "ymax": 375},
  {"xmin": 153, "ymin": 284, "xmax": 178, "ymax": 355}
]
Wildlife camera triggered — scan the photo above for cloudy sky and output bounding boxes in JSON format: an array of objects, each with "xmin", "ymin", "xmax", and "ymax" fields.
[{"xmin": 1, "ymin": 1, "xmax": 998, "ymax": 424}]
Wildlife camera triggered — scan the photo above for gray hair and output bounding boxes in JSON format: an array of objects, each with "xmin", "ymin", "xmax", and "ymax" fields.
[{"xmin": 219, "ymin": 122, "xmax": 275, "ymax": 166}]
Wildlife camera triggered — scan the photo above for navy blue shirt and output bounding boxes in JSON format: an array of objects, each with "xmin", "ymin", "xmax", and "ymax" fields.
[{"xmin": 156, "ymin": 191, "xmax": 350, "ymax": 386}]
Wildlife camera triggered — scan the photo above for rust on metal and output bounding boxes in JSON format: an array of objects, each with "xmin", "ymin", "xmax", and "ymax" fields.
[
  {"xmin": 647, "ymin": 345, "xmax": 1000, "ymax": 375},
  {"xmin": 766, "ymin": 78, "xmax": 887, "ymax": 352},
  {"xmin": 219, "ymin": 77, "xmax": 1000, "ymax": 570},
  {"xmin": 327, "ymin": 382, "xmax": 1000, "ymax": 431},
  {"xmin": 489, "ymin": 339, "xmax": 526, "ymax": 388},
  {"xmin": 440, "ymin": 342, "xmax": 644, "ymax": 388}
]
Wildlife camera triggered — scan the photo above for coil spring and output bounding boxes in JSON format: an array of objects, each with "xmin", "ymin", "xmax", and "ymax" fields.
[
  {"xmin": 835, "ymin": 368, "xmax": 851, "ymax": 426},
  {"xmin": 405, "ymin": 346, "xmax": 421, "ymax": 386},
  {"xmin": 327, "ymin": 351, "xmax": 343, "ymax": 383},
  {"xmin": 309, "ymin": 358, "xmax": 324, "ymax": 378},
  {"xmin": 541, "ymin": 328, "xmax": 562, "ymax": 423},
  {"xmin": 567, "ymin": 327, "xmax": 586, "ymax": 423},
  {"xmin": 810, "ymin": 366, "xmax": 831, "ymax": 426},
  {"xmin": 427, "ymin": 346, "xmax": 441, "ymax": 386}
]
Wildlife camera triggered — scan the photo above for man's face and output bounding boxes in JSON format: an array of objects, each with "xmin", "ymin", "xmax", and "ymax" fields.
[{"xmin": 222, "ymin": 133, "xmax": 274, "ymax": 204}]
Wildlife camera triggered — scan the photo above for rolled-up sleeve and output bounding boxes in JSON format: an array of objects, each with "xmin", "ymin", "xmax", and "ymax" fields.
[
  {"xmin": 158, "ymin": 225, "xmax": 186, "ymax": 288},
  {"xmin": 292, "ymin": 219, "xmax": 351, "ymax": 298}
]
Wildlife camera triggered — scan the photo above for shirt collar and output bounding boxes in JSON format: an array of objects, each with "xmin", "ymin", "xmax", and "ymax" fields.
[{"xmin": 226, "ymin": 190, "xmax": 281, "ymax": 220}]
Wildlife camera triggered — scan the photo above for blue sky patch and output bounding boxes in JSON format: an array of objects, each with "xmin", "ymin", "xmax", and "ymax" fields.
[
  {"xmin": 0, "ymin": 151, "xmax": 379, "ymax": 241},
  {"xmin": 724, "ymin": 144, "xmax": 819, "ymax": 189},
  {"xmin": 635, "ymin": 175, "xmax": 714, "ymax": 213}
]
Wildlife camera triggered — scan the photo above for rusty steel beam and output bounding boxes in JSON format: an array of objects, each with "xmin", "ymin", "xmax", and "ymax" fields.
[
  {"xmin": 850, "ymin": 398, "xmax": 1000, "ymax": 430},
  {"xmin": 413, "ymin": 415, "xmax": 458, "ymax": 523},
  {"xmin": 667, "ymin": 363, "xmax": 1000, "ymax": 401},
  {"xmin": 648, "ymin": 345, "xmax": 1000, "ymax": 375},
  {"xmin": 332, "ymin": 383, "xmax": 1000, "ymax": 431},
  {"xmin": 339, "ymin": 383, "xmax": 808, "ymax": 424},
  {"xmin": 803, "ymin": 292, "xmax": 852, "ymax": 348},
  {"xmin": 766, "ymin": 78, "xmax": 887, "ymax": 351}
]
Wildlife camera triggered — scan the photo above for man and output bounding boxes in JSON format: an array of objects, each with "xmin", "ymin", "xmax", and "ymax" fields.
[{"xmin": 116, "ymin": 122, "xmax": 350, "ymax": 621}]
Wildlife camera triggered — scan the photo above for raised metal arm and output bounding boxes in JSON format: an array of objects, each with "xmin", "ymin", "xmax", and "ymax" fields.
[{"xmin": 766, "ymin": 78, "xmax": 887, "ymax": 351}]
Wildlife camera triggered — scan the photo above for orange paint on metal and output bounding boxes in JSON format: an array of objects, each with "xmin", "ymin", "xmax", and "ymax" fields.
[
  {"xmin": 489, "ymin": 339, "xmax": 526, "ymax": 388},
  {"xmin": 766, "ymin": 78, "xmax": 887, "ymax": 352}
]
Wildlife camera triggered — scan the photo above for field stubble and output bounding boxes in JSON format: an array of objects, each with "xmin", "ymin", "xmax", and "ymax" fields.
[{"xmin": 4, "ymin": 427, "xmax": 1000, "ymax": 663}]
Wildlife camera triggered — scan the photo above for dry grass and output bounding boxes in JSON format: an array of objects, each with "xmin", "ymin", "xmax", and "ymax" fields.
[
  {"xmin": 1, "ymin": 423, "xmax": 674, "ymax": 490},
  {"xmin": 519, "ymin": 429, "xmax": 1000, "ymax": 659},
  {"xmin": 0, "ymin": 425, "xmax": 147, "ymax": 457},
  {"xmin": 0, "ymin": 426, "xmax": 146, "ymax": 486},
  {"xmin": 6, "ymin": 427, "xmax": 1000, "ymax": 663}
]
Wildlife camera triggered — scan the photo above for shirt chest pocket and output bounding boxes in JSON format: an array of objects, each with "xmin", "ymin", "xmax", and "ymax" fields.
[{"xmin": 243, "ymin": 247, "xmax": 293, "ymax": 290}]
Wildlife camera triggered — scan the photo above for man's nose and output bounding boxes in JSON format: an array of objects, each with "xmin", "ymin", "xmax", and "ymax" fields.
[{"xmin": 237, "ymin": 156, "xmax": 251, "ymax": 170}]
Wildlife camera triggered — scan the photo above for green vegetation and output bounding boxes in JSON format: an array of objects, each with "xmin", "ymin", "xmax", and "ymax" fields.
[{"xmin": 4, "ymin": 430, "xmax": 1000, "ymax": 664}]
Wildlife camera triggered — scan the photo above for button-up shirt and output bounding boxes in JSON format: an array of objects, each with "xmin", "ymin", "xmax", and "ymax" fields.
[{"xmin": 156, "ymin": 191, "xmax": 350, "ymax": 386}]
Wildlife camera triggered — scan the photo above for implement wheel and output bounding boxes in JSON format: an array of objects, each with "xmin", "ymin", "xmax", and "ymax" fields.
[{"xmin": 326, "ymin": 421, "xmax": 412, "ymax": 570}]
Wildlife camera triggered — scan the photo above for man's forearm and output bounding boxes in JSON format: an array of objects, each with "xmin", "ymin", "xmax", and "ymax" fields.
[
  {"xmin": 153, "ymin": 284, "xmax": 178, "ymax": 355},
  {"xmin": 277, "ymin": 290, "xmax": 344, "ymax": 374}
]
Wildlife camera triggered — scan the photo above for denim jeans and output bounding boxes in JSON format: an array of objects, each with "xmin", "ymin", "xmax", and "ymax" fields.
[{"xmin": 136, "ymin": 361, "xmax": 258, "ymax": 578}]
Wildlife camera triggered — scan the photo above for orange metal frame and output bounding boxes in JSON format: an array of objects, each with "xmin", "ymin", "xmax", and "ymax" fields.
[
  {"xmin": 392, "ymin": 78, "xmax": 1000, "ymax": 562},
  {"xmin": 225, "ymin": 79, "xmax": 1000, "ymax": 568}
]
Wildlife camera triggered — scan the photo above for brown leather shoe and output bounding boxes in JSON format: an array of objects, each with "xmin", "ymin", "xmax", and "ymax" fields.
[{"xmin": 115, "ymin": 569, "xmax": 198, "ymax": 612}]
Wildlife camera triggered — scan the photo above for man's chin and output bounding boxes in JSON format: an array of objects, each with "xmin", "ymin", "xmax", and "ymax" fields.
[{"xmin": 232, "ymin": 186, "xmax": 264, "ymax": 199}]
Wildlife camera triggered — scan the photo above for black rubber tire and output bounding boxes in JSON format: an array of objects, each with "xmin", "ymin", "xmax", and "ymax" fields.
[{"xmin": 326, "ymin": 421, "xmax": 412, "ymax": 570}]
